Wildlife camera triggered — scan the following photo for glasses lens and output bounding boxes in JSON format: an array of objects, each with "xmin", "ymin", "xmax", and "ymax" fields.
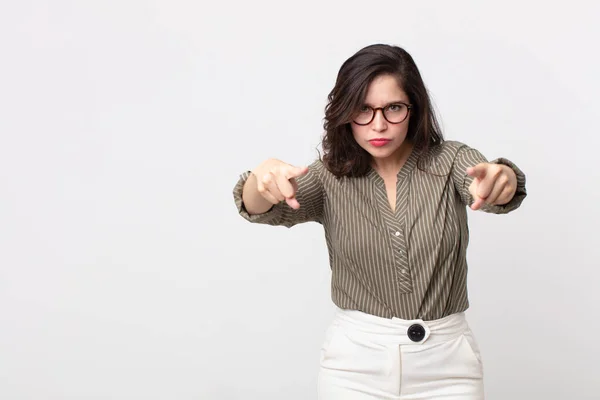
[
  {"xmin": 353, "ymin": 107, "xmax": 374, "ymax": 125},
  {"xmin": 384, "ymin": 104, "xmax": 408, "ymax": 123}
]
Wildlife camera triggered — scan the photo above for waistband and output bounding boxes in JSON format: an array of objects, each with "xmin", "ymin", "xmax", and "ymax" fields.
[{"xmin": 333, "ymin": 307, "xmax": 470, "ymax": 345}]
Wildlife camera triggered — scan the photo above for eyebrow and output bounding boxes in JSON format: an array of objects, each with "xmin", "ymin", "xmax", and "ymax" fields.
[{"xmin": 363, "ymin": 100, "xmax": 406, "ymax": 107}]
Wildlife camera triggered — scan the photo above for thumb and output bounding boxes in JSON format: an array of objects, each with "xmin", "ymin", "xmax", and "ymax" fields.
[
  {"xmin": 283, "ymin": 165, "xmax": 308, "ymax": 209},
  {"xmin": 466, "ymin": 163, "xmax": 488, "ymax": 179},
  {"xmin": 286, "ymin": 165, "xmax": 309, "ymax": 179},
  {"xmin": 468, "ymin": 178, "xmax": 485, "ymax": 211}
]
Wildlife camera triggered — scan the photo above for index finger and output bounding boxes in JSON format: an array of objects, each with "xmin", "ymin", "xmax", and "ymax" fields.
[
  {"xmin": 275, "ymin": 173, "xmax": 297, "ymax": 200},
  {"xmin": 476, "ymin": 173, "xmax": 497, "ymax": 200}
]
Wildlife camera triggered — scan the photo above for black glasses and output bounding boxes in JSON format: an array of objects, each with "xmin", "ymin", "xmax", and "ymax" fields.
[{"xmin": 352, "ymin": 102, "xmax": 412, "ymax": 125}]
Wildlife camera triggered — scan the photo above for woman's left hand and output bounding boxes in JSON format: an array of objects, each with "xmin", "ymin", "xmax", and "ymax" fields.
[{"xmin": 466, "ymin": 163, "xmax": 517, "ymax": 211}]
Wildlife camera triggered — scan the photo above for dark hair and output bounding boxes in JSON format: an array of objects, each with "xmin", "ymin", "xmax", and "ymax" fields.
[{"xmin": 321, "ymin": 44, "xmax": 444, "ymax": 177}]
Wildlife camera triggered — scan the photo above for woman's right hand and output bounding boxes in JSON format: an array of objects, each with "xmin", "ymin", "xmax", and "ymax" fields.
[{"xmin": 251, "ymin": 159, "xmax": 309, "ymax": 209}]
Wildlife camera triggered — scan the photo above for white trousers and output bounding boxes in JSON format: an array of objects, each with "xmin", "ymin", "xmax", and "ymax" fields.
[{"xmin": 318, "ymin": 308, "xmax": 485, "ymax": 400}]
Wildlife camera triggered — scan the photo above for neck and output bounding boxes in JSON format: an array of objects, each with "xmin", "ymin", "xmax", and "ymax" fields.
[{"xmin": 371, "ymin": 142, "xmax": 414, "ymax": 177}]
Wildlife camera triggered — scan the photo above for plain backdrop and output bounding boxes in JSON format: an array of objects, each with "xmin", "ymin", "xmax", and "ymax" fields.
[{"xmin": 1, "ymin": 1, "xmax": 599, "ymax": 399}]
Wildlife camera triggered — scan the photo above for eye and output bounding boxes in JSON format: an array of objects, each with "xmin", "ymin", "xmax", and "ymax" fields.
[
  {"xmin": 358, "ymin": 105, "xmax": 371, "ymax": 113},
  {"xmin": 387, "ymin": 104, "xmax": 403, "ymax": 112}
]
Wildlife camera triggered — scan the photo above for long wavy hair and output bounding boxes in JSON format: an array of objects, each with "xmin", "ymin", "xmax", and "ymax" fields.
[{"xmin": 321, "ymin": 44, "xmax": 444, "ymax": 177}]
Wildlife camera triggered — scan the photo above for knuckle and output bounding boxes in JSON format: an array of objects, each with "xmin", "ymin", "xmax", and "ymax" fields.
[
  {"xmin": 262, "ymin": 174, "xmax": 272, "ymax": 184},
  {"xmin": 270, "ymin": 167, "xmax": 282, "ymax": 177}
]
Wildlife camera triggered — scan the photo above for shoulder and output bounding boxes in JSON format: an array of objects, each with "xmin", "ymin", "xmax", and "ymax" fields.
[
  {"xmin": 301, "ymin": 159, "xmax": 328, "ymax": 184},
  {"xmin": 306, "ymin": 158, "xmax": 325, "ymax": 177},
  {"xmin": 418, "ymin": 140, "xmax": 468, "ymax": 167},
  {"xmin": 308, "ymin": 158, "xmax": 324, "ymax": 169},
  {"xmin": 309, "ymin": 158, "xmax": 349, "ymax": 189},
  {"xmin": 429, "ymin": 140, "xmax": 470, "ymax": 157}
]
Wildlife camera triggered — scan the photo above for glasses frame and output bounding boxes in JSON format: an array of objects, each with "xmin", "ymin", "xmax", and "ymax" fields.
[{"xmin": 352, "ymin": 102, "xmax": 413, "ymax": 126}]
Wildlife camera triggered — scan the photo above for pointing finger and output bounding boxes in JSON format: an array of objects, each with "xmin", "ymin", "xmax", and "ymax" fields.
[
  {"xmin": 261, "ymin": 172, "xmax": 285, "ymax": 202},
  {"xmin": 475, "ymin": 174, "xmax": 496, "ymax": 201},
  {"xmin": 290, "ymin": 177, "xmax": 299, "ymax": 193},
  {"xmin": 285, "ymin": 178, "xmax": 301, "ymax": 209},
  {"xmin": 486, "ymin": 176, "xmax": 507, "ymax": 205},
  {"xmin": 286, "ymin": 197, "xmax": 301, "ymax": 210},
  {"xmin": 275, "ymin": 173, "xmax": 297, "ymax": 199},
  {"xmin": 470, "ymin": 196, "xmax": 486, "ymax": 211}
]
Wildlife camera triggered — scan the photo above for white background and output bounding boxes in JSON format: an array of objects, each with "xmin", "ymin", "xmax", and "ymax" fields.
[{"xmin": 1, "ymin": 1, "xmax": 599, "ymax": 399}]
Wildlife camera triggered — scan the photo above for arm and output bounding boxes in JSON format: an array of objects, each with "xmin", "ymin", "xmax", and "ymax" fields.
[
  {"xmin": 451, "ymin": 145, "xmax": 527, "ymax": 214},
  {"xmin": 232, "ymin": 159, "xmax": 325, "ymax": 227}
]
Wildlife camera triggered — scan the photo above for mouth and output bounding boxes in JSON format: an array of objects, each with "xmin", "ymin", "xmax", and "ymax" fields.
[{"xmin": 368, "ymin": 138, "xmax": 391, "ymax": 147}]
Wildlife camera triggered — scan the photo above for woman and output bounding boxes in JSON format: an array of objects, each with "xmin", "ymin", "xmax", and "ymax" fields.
[{"xmin": 232, "ymin": 44, "xmax": 526, "ymax": 399}]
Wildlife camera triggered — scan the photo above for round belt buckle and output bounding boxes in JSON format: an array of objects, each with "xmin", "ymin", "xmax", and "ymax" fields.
[{"xmin": 407, "ymin": 324, "xmax": 426, "ymax": 342}]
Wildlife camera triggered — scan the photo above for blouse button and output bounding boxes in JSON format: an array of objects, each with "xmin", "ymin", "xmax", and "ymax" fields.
[{"xmin": 394, "ymin": 231, "xmax": 401, "ymax": 236}]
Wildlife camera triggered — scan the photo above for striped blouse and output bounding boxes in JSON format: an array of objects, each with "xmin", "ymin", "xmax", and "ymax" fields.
[{"xmin": 232, "ymin": 140, "xmax": 527, "ymax": 320}]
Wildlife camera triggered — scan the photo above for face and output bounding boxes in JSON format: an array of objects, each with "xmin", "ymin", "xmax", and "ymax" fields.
[{"xmin": 351, "ymin": 74, "xmax": 411, "ymax": 163}]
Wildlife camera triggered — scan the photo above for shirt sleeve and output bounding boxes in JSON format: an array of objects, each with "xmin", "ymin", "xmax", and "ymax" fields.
[
  {"xmin": 232, "ymin": 159, "xmax": 325, "ymax": 228},
  {"xmin": 451, "ymin": 144, "xmax": 527, "ymax": 214}
]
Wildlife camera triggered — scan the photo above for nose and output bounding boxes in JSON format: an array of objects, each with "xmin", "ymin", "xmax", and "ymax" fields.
[{"xmin": 372, "ymin": 109, "xmax": 387, "ymax": 132}]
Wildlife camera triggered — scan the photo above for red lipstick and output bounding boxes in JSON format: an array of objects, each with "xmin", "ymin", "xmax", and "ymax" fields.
[{"xmin": 369, "ymin": 139, "xmax": 391, "ymax": 147}]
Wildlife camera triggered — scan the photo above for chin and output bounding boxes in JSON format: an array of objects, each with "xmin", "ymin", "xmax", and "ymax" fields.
[{"xmin": 369, "ymin": 146, "xmax": 400, "ymax": 158}]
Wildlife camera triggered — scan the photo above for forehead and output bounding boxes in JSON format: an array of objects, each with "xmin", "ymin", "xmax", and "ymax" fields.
[{"xmin": 363, "ymin": 74, "xmax": 408, "ymax": 105}]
